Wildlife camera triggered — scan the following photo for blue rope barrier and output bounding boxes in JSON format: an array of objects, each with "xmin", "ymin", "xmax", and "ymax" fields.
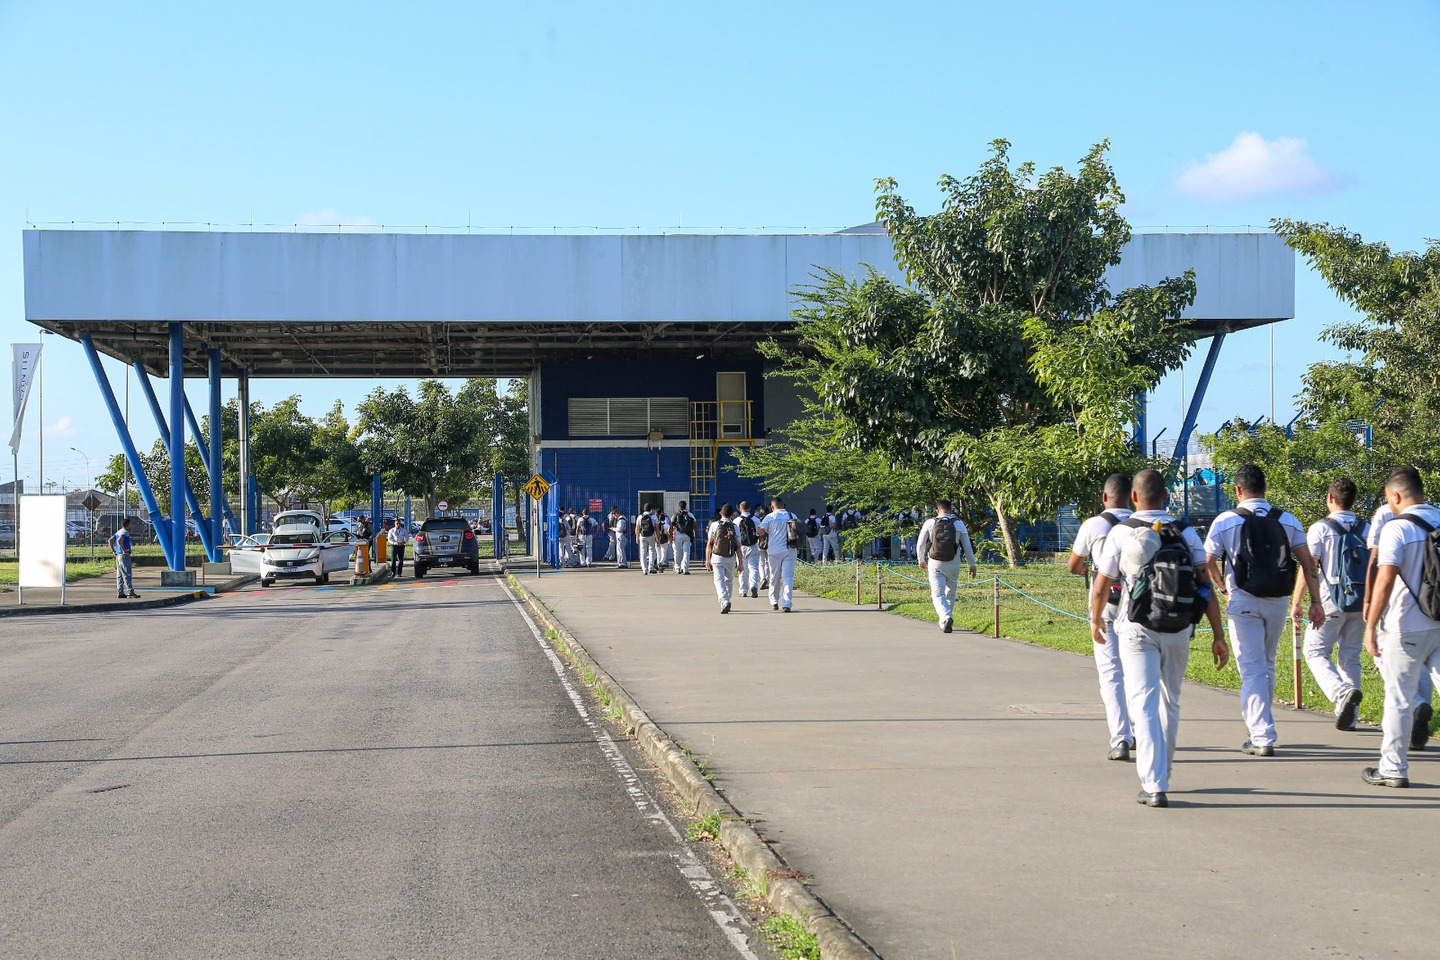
[{"xmin": 997, "ymin": 580, "xmax": 1090, "ymax": 623}]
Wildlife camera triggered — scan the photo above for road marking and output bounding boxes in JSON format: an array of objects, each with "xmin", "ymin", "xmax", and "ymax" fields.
[{"xmin": 502, "ymin": 581, "xmax": 760, "ymax": 959}]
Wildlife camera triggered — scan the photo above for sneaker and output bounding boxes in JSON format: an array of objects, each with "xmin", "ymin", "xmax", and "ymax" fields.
[
  {"xmin": 127, "ymin": 593, "xmax": 141, "ymax": 599},
  {"xmin": 782, "ymin": 607, "xmax": 791, "ymax": 613},
  {"xmin": 1361, "ymin": 766, "xmax": 1409, "ymax": 788},
  {"xmin": 941, "ymin": 617, "xmax": 953, "ymax": 634},
  {"xmin": 117, "ymin": 593, "xmax": 126, "ymax": 599},
  {"xmin": 1136, "ymin": 789, "xmax": 1168, "ymax": 808},
  {"xmin": 1241, "ymin": 741, "xmax": 1275, "ymax": 757},
  {"xmin": 1412, "ymin": 703, "xmax": 1433, "ymax": 751},
  {"xmin": 760, "ymin": 581, "xmax": 769, "ymax": 590},
  {"xmin": 1108, "ymin": 742, "xmax": 1132, "ymax": 762},
  {"xmin": 721, "ymin": 603, "xmax": 731, "ymax": 614},
  {"xmin": 751, "ymin": 589, "xmax": 758, "ymax": 598},
  {"xmin": 772, "ymin": 603, "xmax": 779, "ymax": 611},
  {"xmin": 1337, "ymin": 689, "xmax": 1363, "ymax": 731}
]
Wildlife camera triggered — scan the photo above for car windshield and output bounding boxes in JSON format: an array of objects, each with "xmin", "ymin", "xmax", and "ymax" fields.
[
  {"xmin": 421, "ymin": 519, "xmax": 468, "ymax": 532},
  {"xmin": 270, "ymin": 532, "xmax": 318, "ymax": 546}
]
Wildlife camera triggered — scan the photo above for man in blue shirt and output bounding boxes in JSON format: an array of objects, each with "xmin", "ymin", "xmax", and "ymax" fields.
[{"xmin": 111, "ymin": 517, "xmax": 139, "ymax": 599}]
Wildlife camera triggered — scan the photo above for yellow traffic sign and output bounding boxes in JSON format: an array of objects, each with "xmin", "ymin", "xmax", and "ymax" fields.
[{"xmin": 523, "ymin": 474, "xmax": 551, "ymax": 501}]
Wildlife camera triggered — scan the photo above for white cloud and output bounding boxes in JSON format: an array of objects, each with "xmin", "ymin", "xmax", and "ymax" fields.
[
  {"xmin": 46, "ymin": 415, "xmax": 81, "ymax": 440},
  {"xmin": 294, "ymin": 209, "xmax": 378, "ymax": 227},
  {"xmin": 1175, "ymin": 132, "xmax": 1350, "ymax": 204}
]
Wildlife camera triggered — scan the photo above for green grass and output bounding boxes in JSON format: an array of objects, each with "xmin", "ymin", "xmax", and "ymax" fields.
[
  {"xmin": 761, "ymin": 915, "xmax": 821, "ymax": 960},
  {"xmin": 796, "ymin": 559, "xmax": 1398, "ymax": 728},
  {"xmin": 0, "ymin": 558, "xmax": 115, "ymax": 585},
  {"xmin": 685, "ymin": 811, "xmax": 725, "ymax": 843}
]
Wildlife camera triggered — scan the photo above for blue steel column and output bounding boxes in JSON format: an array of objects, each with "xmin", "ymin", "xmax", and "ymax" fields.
[
  {"xmin": 168, "ymin": 323, "xmax": 187, "ymax": 572},
  {"xmin": 492, "ymin": 473, "xmax": 504, "ymax": 558},
  {"xmin": 370, "ymin": 474, "xmax": 382, "ymax": 534},
  {"xmin": 185, "ymin": 394, "xmax": 235, "ymax": 531},
  {"xmin": 1169, "ymin": 328, "xmax": 1229, "ymax": 475},
  {"xmin": 133, "ymin": 363, "xmax": 217, "ymax": 558},
  {"xmin": 207, "ymin": 348, "xmax": 224, "ymax": 562},
  {"xmin": 1134, "ymin": 391, "xmax": 1148, "ymax": 455},
  {"xmin": 79, "ymin": 335, "xmax": 179, "ymax": 569}
]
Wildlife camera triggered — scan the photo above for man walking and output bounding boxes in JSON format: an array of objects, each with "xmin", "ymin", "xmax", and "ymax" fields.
[
  {"xmin": 758, "ymin": 497, "xmax": 800, "ymax": 612},
  {"xmin": 1204, "ymin": 464, "xmax": 1325, "ymax": 757},
  {"xmin": 110, "ymin": 517, "xmax": 139, "ymax": 599},
  {"xmin": 672, "ymin": 501, "xmax": 696, "ymax": 575},
  {"xmin": 804, "ymin": 509, "xmax": 822, "ymax": 562},
  {"xmin": 705, "ymin": 503, "xmax": 740, "ymax": 614},
  {"xmin": 637, "ymin": 503, "xmax": 659, "ymax": 575},
  {"xmin": 1068, "ymin": 474, "xmax": 1136, "ymax": 760},
  {"xmin": 1361, "ymin": 468, "xmax": 1440, "ymax": 788},
  {"xmin": 754, "ymin": 506, "xmax": 771, "ymax": 590},
  {"xmin": 1092, "ymin": 469, "xmax": 1228, "ymax": 808},
  {"xmin": 1293, "ymin": 477, "xmax": 1369, "ymax": 729},
  {"xmin": 820, "ymin": 506, "xmax": 840, "ymax": 563},
  {"xmin": 387, "ymin": 519, "xmax": 409, "ymax": 577},
  {"xmin": 578, "ymin": 510, "xmax": 596, "ymax": 567},
  {"xmin": 917, "ymin": 500, "xmax": 977, "ymax": 634},
  {"xmin": 736, "ymin": 500, "xmax": 761, "ymax": 598},
  {"xmin": 609, "ymin": 506, "xmax": 630, "ymax": 569}
]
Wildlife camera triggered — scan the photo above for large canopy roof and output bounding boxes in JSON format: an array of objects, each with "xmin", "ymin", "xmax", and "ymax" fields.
[{"xmin": 23, "ymin": 229, "xmax": 1294, "ymax": 378}]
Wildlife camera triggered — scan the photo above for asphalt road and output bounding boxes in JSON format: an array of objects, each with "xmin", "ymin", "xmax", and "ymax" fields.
[{"xmin": 0, "ymin": 577, "xmax": 760, "ymax": 959}]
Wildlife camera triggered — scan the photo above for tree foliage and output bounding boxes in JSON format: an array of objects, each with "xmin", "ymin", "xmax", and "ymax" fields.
[{"xmin": 740, "ymin": 140, "xmax": 1198, "ymax": 564}]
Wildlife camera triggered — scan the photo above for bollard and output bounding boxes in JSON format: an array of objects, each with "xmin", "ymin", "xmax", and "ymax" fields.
[
  {"xmin": 1292, "ymin": 616, "xmax": 1304, "ymax": 707},
  {"xmin": 876, "ymin": 563, "xmax": 884, "ymax": 610},
  {"xmin": 855, "ymin": 559, "xmax": 862, "ymax": 605},
  {"xmin": 992, "ymin": 578, "xmax": 1001, "ymax": 638}
]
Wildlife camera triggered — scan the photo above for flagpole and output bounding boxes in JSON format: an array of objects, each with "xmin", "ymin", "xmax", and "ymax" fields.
[{"xmin": 37, "ymin": 348, "xmax": 43, "ymax": 492}]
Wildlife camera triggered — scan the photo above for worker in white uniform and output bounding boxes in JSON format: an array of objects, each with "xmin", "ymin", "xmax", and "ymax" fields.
[
  {"xmin": 754, "ymin": 507, "xmax": 772, "ymax": 590},
  {"xmin": 916, "ymin": 499, "xmax": 977, "ymax": 634},
  {"xmin": 821, "ymin": 506, "xmax": 841, "ymax": 563},
  {"xmin": 1367, "ymin": 473, "xmax": 1435, "ymax": 749},
  {"xmin": 736, "ymin": 501, "xmax": 761, "ymax": 598},
  {"xmin": 1068, "ymin": 473, "xmax": 1136, "ymax": 761},
  {"xmin": 637, "ymin": 504, "xmax": 660, "ymax": 575},
  {"xmin": 705, "ymin": 503, "xmax": 740, "ymax": 614},
  {"xmin": 1292, "ymin": 476, "xmax": 1369, "ymax": 729},
  {"xmin": 1092, "ymin": 469, "xmax": 1228, "ymax": 808},
  {"xmin": 758, "ymin": 497, "xmax": 799, "ymax": 612},
  {"xmin": 609, "ymin": 506, "xmax": 630, "ymax": 569},
  {"xmin": 578, "ymin": 511, "xmax": 596, "ymax": 567},
  {"xmin": 671, "ymin": 501, "xmax": 696, "ymax": 575},
  {"xmin": 804, "ymin": 509, "xmax": 823, "ymax": 562},
  {"xmin": 558, "ymin": 510, "xmax": 574, "ymax": 567},
  {"xmin": 1361, "ymin": 467, "xmax": 1440, "ymax": 787},
  {"xmin": 1204, "ymin": 463, "xmax": 1324, "ymax": 757}
]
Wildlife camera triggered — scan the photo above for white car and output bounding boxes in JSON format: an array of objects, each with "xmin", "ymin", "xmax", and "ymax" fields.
[
  {"xmin": 226, "ymin": 533, "xmax": 271, "ymax": 575},
  {"xmin": 328, "ymin": 516, "xmax": 362, "ymax": 537},
  {"xmin": 259, "ymin": 524, "xmax": 355, "ymax": 587},
  {"xmin": 273, "ymin": 510, "xmax": 325, "ymax": 532}
]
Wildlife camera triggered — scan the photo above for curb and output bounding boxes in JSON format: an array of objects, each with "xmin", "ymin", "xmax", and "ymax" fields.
[
  {"xmin": 505, "ymin": 573, "xmax": 882, "ymax": 960},
  {"xmin": 0, "ymin": 588, "xmax": 212, "ymax": 618}
]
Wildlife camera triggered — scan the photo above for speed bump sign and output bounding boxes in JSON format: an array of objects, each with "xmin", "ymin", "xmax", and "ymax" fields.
[{"xmin": 523, "ymin": 474, "xmax": 551, "ymax": 501}]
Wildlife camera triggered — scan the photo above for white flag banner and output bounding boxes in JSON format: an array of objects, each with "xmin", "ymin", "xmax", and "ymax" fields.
[{"xmin": 9, "ymin": 342, "xmax": 41, "ymax": 455}]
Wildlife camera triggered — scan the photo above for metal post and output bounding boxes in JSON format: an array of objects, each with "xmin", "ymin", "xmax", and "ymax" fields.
[
  {"xmin": 1292, "ymin": 617, "xmax": 1304, "ymax": 707},
  {"xmin": 876, "ymin": 562, "xmax": 883, "ymax": 610},
  {"xmin": 80, "ymin": 335, "xmax": 177, "ymax": 569},
  {"xmin": 168, "ymin": 323, "xmax": 187, "ymax": 572},
  {"xmin": 237, "ymin": 369, "xmax": 252, "ymax": 535},
  {"xmin": 535, "ymin": 497, "xmax": 541, "ymax": 579},
  {"xmin": 371, "ymin": 473, "xmax": 383, "ymax": 562},
  {"xmin": 492, "ymin": 472, "xmax": 503, "ymax": 559},
  {"xmin": 1169, "ymin": 328, "xmax": 1229, "ymax": 475},
  {"xmin": 207, "ymin": 348, "xmax": 223, "ymax": 562},
  {"xmin": 1134, "ymin": 390, "xmax": 1148, "ymax": 454},
  {"xmin": 134, "ymin": 363, "xmax": 216, "ymax": 558},
  {"xmin": 855, "ymin": 559, "xmax": 861, "ymax": 605},
  {"xmin": 993, "ymin": 577, "xmax": 1001, "ymax": 638},
  {"xmin": 185, "ymin": 394, "xmax": 235, "ymax": 535}
]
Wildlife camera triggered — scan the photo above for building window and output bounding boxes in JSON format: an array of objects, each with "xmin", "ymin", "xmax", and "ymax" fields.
[{"xmin": 568, "ymin": 398, "xmax": 690, "ymax": 438}]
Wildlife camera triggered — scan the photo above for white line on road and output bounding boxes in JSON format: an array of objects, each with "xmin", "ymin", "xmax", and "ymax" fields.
[{"xmin": 502, "ymin": 582, "xmax": 762, "ymax": 960}]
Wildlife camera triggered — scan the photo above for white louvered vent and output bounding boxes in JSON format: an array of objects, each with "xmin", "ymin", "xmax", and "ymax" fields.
[{"xmin": 568, "ymin": 398, "xmax": 690, "ymax": 437}]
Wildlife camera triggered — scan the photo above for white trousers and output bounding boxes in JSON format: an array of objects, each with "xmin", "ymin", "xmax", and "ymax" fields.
[
  {"xmin": 927, "ymin": 557, "xmax": 960, "ymax": 623},
  {"xmin": 1227, "ymin": 592, "xmax": 1290, "ymax": 747},
  {"xmin": 821, "ymin": 532, "xmax": 840, "ymax": 562},
  {"xmin": 559, "ymin": 536, "xmax": 572, "ymax": 565},
  {"xmin": 712, "ymin": 554, "xmax": 736, "ymax": 607},
  {"xmin": 1118, "ymin": 622, "xmax": 1190, "ymax": 794},
  {"xmin": 580, "ymin": 535, "xmax": 593, "ymax": 566},
  {"xmin": 806, "ymin": 536, "xmax": 821, "ymax": 561},
  {"xmin": 1304, "ymin": 609, "xmax": 1364, "ymax": 708},
  {"xmin": 640, "ymin": 535, "xmax": 659, "ymax": 573},
  {"xmin": 613, "ymin": 533, "xmax": 628, "ymax": 567},
  {"xmin": 758, "ymin": 548, "xmax": 772, "ymax": 584},
  {"xmin": 1095, "ymin": 615, "xmax": 1133, "ymax": 748},
  {"xmin": 739, "ymin": 543, "xmax": 760, "ymax": 592},
  {"xmin": 901, "ymin": 535, "xmax": 917, "ymax": 560},
  {"xmin": 673, "ymin": 533, "xmax": 692, "ymax": 574},
  {"xmin": 767, "ymin": 549, "xmax": 797, "ymax": 609},
  {"xmin": 1377, "ymin": 627, "xmax": 1440, "ymax": 778}
]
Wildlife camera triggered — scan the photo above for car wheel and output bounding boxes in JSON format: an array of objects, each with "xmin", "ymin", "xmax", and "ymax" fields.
[
  {"xmin": 415, "ymin": 565, "xmax": 426, "ymax": 578},
  {"xmin": 261, "ymin": 579, "xmax": 272, "ymax": 588},
  {"xmin": 319, "ymin": 572, "xmax": 330, "ymax": 585},
  {"xmin": 469, "ymin": 561, "xmax": 480, "ymax": 575}
]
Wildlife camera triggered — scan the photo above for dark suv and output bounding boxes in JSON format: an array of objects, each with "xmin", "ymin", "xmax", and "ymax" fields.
[{"xmin": 413, "ymin": 517, "xmax": 480, "ymax": 577}]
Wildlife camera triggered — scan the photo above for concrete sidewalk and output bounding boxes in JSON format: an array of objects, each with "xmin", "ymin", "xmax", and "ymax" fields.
[
  {"xmin": 515, "ymin": 562, "xmax": 1440, "ymax": 960},
  {"xmin": 0, "ymin": 563, "xmax": 249, "ymax": 617}
]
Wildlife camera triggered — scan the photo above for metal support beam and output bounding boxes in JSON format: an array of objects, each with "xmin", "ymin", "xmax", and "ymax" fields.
[
  {"xmin": 167, "ymin": 323, "xmax": 187, "ymax": 572},
  {"xmin": 207, "ymin": 348, "xmax": 224, "ymax": 562},
  {"xmin": 79, "ymin": 334, "xmax": 178, "ymax": 569},
  {"xmin": 134, "ymin": 360, "xmax": 217, "ymax": 560},
  {"xmin": 1134, "ymin": 391, "xmax": 1148, "ymax": 455},
  {"xmin": 370, "ymin": 474, "xmax": 383, "ymax": 544},
  {"xmin": 492, "ymin": 473, "xmax": 504, "ymax": 559},
  {"xmin": 183, "ymin": 393, "xmax": 236, "ymax": 533},
  {"xmin": 238, "ymin": 370, "xmax": 252, "ymax": 535},
  {"xmin": 1170, "ymin": 328, "xmax": 1229, "ymax": 475}
]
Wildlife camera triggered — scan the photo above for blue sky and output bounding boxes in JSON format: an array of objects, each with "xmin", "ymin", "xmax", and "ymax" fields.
[{"xmin": 3, "ymin": 1, "xmax": 1438, "ymax": 490}]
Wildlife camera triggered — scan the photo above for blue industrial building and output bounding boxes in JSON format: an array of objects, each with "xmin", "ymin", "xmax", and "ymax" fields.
[{"xmin": 22, "ymin": 227, "xmax": 1295, "ymax": 570}]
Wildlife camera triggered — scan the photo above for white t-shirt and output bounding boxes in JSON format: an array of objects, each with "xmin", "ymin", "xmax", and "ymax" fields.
[
  {"xmin": 1096, "ymin": 510, "xmax": 1208, "ymax": 629},
  {"xmin": 1306, "ymin": 510, "xmax": 1365, "ymax": 617},
  {"xmin": 916, "ymin": 515, "xmax": 975, "ymax": 565},
  {"xmin": 1203, "ymin": 498, "xmax": 1307, "ymax": 597},
  {"xmin": 1071, "ymin": 508, "xmax": 1134, "ymax": 561},
  {"xmin": 1376, "ymin": 503, "xmax": 1440, "ymax": 636},
  {"xmin": 1368, "ymin": 504, "xmax": 1395, "ymax": 551},
  {"xmin": 758, "ymin": 509, "xmax": 796, "ymax": 555},
  {"xmin": 386, "ymin": 525, "xmax": 409, "ymax": 546}
]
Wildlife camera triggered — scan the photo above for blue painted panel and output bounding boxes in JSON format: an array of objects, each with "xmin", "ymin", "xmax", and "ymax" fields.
[
  {"xmin": 538, "ymin": 359, "xmax": 766, "ymax": 439},
  {"xmin": 537, "ymin": 446, "xmax": 771, "ymax": 523}
]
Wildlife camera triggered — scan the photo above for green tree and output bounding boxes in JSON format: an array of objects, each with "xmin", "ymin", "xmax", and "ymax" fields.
[
  {"xmin": 355, "ymin": 379, "xmax": 490, "ymax": 509},
  {"xmin": 1205, "ymin": 418, "xmax": 1381, "ymax": 524},
  {"xmin": 743, "ymin": 140, "xmax": 1197, "ymax": 564}
]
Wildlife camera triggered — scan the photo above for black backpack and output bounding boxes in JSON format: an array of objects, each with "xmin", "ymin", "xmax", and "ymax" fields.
[
  {"xmin": 1098, "ymin": 511, "xmax": 1125, "ymax": 610},
  {"xmin": 738, "ymin": 515, "xmax": 757, "ymax": 546},
  {"xmin": 929, "ymin": 517, "xmax": 959, "ymax": 561},
  {"xmin": 639, "ymin": 514, "xmax": 655, "ymax": 537},
  {"xmin": 711, "ymin": 521, "xmax": 737, "ymax": 558},
  {"xmin": 805, "ymin": 516, "xmax": 820, "ymax": 538},
  {"xmin": 1394, "ymin": 515, "xmax": 1440, "ymax": 620},
  {"xmin": 676, "ymin": 511, "xmax": 696, "ymax": 538},
  {"xmin": 1123, "ymin": 518, "xmax": 1201, "ymax": 632},
  {"xmin": 1232, "ymin": 507, "xmax": 1298, "ymax": 598}
]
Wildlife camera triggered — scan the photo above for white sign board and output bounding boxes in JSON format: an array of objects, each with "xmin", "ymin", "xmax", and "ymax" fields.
[{"xmin": 18, "ymin": 494, "xmax": 67, "ymax": 601}]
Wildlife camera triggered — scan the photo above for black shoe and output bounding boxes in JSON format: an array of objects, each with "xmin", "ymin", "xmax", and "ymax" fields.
[
  {"xmin": 782, "ymin": 607, "xmax": 791, "ymax": 613},
  {"xmin": 117, "ymin": 594, "xmax": 126, "ymax": 599},
  {"xmin": 760, "ymin": 581, "xmax": 769, "ymax": 590},
  {"xmin": 1136, "ymin": 790, "xmax": 1168, "ymax": 808},
  {"xmin": 127, "ymin": 593, "xmax": 141, "ymax": 599},
  {"xmin": 1412, "ymin": 703, "xmax": 1433, "ymax": 751},
  {"xmin": 1241, "ymin": 741, "xmax": 1275, "ymax": 757},
  {"xmin": 772, "ymin": 603, "xmax": 779, "ymax": 610},
  {"xmin": 1337, "ymin": 689, "xmax": 1363, "ymax": 731},
  {"xmin": 1361, "ymin": 766, "xmax": 1409, "ymax": 788},
  {"xmin": 1108, "ymin": 742, "xmax": 1132, "ymax": 762},
  {"xmin": 751, "ymin": 589, "xmax": 758, "ymax": 598},
  {"xmin": 721, "ymin": 603, "xmax": 731, "ymax": 614},
  {"xmin": 941, "ymin": 617, "xmax": 953, "ymax": 634}
]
